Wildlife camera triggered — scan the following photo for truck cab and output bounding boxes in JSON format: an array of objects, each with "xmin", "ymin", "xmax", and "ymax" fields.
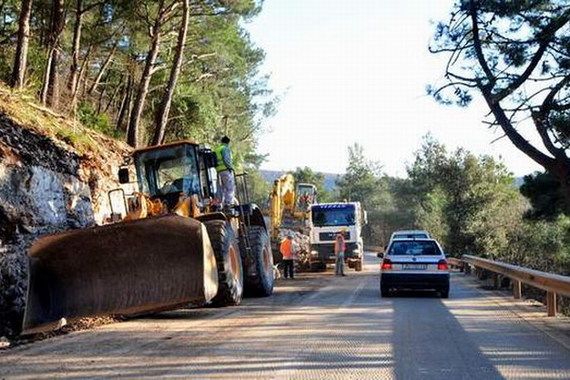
[{"xmin": 308, "ymin": 202, "xmax": 366, "ymax": 271}]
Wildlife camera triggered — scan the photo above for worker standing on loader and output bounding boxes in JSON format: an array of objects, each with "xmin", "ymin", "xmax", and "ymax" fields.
[
  {"xmin": 280, "ymin": 234, "xmax": 296, "ymax": 279},
  {"xmin": 215, "ymin": 136, "xmax": 236, "ymax": 207},
  {"xmin": 335, "ymin": 231, "xmax": 346, "ymax": 276}
]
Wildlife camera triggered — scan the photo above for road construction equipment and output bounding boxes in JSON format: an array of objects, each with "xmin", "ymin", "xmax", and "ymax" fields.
[
  {"xmin": 268, "ymin": 174, "xmax": 317, "ymax": 262},
  {"xmin": 308, "ymin": 202, "xmax": 367, "ymax": 272},
  {"xmin": 23, "ymin": 141, "xmax": 274, "ymax": 334}
]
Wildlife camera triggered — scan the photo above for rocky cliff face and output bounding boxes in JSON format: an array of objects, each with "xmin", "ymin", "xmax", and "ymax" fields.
[{"xmin": 0, "ymin": 110, "xmax": 130, "ymax": 337}]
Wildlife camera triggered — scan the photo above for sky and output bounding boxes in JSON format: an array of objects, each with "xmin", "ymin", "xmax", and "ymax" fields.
[{"xmin": 245, "ymin": 0, "xmax": 544, "ymax": 177}]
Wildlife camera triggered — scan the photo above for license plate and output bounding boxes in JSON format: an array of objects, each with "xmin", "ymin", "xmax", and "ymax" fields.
[{"xmin": 402, "ymin": 264, "xmax": 427, "ymax": 270}]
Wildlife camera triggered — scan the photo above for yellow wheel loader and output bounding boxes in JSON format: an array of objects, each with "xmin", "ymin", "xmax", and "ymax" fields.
[{"xmin": 22, "ymin": 141, "xmax": 274, "ymax": 334}]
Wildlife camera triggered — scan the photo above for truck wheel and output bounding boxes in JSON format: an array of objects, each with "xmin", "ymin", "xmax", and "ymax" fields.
[
  {"xmin": 204, "ymin": 220, "xmax": 244, "ymax": 306},
  {"xmin": 310, "ymin": 261, "xmax": 326, "ymax": 272},
  {"xmin": 243, "ymin": 226, "xmax": 274, "ymax": 297},
  {"xmin": 355, "ymin": 259, "xmax": 363, "ymax": 272}
]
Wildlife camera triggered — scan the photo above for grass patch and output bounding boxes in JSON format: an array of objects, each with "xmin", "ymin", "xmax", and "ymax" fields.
[{"xmin": 0, "ymin": 83, "xmax": 114, "ymax": 156}]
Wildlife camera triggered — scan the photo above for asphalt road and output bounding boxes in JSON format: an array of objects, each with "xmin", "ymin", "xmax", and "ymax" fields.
[{"xmin": 1, "ymin": 253, "xmax": 569, "ymax": 379}]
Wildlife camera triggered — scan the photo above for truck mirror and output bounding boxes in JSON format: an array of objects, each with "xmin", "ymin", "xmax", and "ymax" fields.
[
  {"xmin": 118, "ymin": 167, "xmax": 130, "ymax": 184},
  {"xmin": 376, "ymin": 252, "xmax": 383, "ymax": 259}
]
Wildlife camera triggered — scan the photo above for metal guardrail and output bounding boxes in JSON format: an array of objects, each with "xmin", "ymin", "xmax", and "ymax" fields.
[
  {"xmin": 447, "ymin": 257, "xmax": 463, "ymax": 269},
  {"xmin": 364, "ymin": 245, "xmax": 384, "ymax": 253},
  {"xmin": 454, "ymin": 254, "xmax": 570, "ymax": 317}
]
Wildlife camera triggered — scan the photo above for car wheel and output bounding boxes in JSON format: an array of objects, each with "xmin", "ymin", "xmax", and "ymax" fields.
[
  {"xmin": 440, "ymin": 288, "xmax": 449, "ymax": 298},
  {"xmin": 380, "ymin": 284, "xmax": 390, "ymax": 297}
]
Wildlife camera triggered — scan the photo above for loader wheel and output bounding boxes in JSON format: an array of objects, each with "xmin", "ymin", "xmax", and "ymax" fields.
[
  {"xmin": 204, "ymin": 220, "xmax": 244, "ymax": 306},
  {"xmin": 243, "ymin": 226, "xmax": 274, "ymax": 297}
]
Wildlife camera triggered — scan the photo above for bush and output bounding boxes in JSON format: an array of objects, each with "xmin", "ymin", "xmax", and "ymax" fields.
[{"xmin": 77, "ymin": 102, "xmax": 121, "ymax": 138}]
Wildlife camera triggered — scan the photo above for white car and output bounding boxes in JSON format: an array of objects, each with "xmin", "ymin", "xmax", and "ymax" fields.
[{"xmin": 379, "ymin": 238, "xmax": 449, "ymax": 298}]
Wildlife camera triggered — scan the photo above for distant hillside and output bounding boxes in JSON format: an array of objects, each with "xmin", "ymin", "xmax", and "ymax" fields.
[
  {"xmin": 260, "ymin": 170, "xmax": 340, "ymax": 191},
  {"xmin": 259, "ymin": 170, "xmax": 525, "ymax": 191}
]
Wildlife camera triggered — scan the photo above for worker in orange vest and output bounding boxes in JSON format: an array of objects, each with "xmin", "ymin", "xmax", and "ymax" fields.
[{"xmin": 280, "ymin": 234, "xmax": 296, "ymax": 279}]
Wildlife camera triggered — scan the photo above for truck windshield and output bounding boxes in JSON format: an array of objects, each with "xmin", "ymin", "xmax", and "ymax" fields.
[{"xmin": 311, "ymin": 204, "xmax": 355, "ymax": 227}]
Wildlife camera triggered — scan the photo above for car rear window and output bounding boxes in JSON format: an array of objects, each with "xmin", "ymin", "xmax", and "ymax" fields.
[
  {"xmin": 388, "ymin": 241, "xmax": 441, "ymax": 256},
  {"xmin": 393, "ymin": 233, "xmax": 428, "ymax": 239}
]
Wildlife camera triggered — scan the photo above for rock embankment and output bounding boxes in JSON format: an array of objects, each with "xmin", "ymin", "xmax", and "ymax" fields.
[{"xmin": 0, "ymin": 97, "xmax": 130, "ymax": 337}]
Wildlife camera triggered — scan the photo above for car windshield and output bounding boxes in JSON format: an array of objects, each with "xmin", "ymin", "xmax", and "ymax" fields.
[
  {"xmin": 311, "ymin": 204, "xmax": 355, "ymax": 227},
  {"xmin": 388, "ymin": 241, "xmax": 441, "ymax": 256},
  {"xmin": 393, "ymin": 233, "xmax": 428, "ymax": 239}
]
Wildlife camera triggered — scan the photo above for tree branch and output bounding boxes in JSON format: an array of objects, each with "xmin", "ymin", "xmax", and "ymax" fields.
[{"xmin": 494, "ymin": 8, "xmax": 570, "ymax": 101}]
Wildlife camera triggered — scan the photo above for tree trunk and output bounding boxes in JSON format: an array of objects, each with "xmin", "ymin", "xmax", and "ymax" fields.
[
  {"xmin": 70, "ymin": 44, "xmax": 93, "ymax": 114},
  {"xmin": 88, "ymin": 43, "xmax": 117, "ymax": 95},
  {"xmin": 116, "ymin": 75, "xmax": 133, "ymax": 132},
  {"xmin": 68, "ymin": 0, "xmax": 83, "ymax": 93},
  {"xmin": 551, "ymin": 161, "xmax": 570, "ymax": 214},
  {"xmin": 104, "ymin": 74, "xmax": 124, "ymax": 112},
  {"xmin": 40, "ymin": 48, "xmax": 54, "ymax": 105},
  {"xmin": 127, "ymin": 0, "xmax": 166, "ymax": 148},
  {"xmin": 151, "ymin": 0, "xmax": 189, "ymax": 146},
  {"xmin": 10, "ymin": 0, "xmax": 33, "ymax": 89},
  {"xmin": 42, "ymin": 0, "xmax": 66, "ymax": 108}
]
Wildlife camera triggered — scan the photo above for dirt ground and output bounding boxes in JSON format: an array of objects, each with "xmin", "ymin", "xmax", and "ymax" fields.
[{"xmin": 1, "ymin": 253, "xmax": 569, "ymax": 379}]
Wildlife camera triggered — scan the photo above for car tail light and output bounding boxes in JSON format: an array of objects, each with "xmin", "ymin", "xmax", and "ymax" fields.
[
  {"xmin": 438, "ymin": 259, "xmax": 449, "ymax": 271},
  {"xmin": 381, "ymin": 259, "xmax": 392, "ymax": 270}
]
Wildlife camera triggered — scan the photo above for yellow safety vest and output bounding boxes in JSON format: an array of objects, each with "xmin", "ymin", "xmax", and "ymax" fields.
[{"xmin": 215, "ymin": 144, "xmax": 229, "ymax": 172}]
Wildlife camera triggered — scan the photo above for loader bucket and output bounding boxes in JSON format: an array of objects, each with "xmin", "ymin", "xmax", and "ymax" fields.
[{"xmin": 22, "ymin": 215, "xmax": 218, "ymax": 335}]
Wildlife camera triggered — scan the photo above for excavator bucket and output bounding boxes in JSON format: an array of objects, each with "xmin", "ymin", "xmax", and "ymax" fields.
[{"xmin": 22, "ymin": 215, "xmax": 218, "ymax": 335}]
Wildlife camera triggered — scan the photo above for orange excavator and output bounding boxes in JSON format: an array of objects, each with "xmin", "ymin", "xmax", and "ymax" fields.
[{"xmin": 23, "ymin": 141, "xmax": 274, "ymax": 334}]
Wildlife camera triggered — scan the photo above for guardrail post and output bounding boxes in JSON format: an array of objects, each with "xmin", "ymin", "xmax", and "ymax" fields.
[
  {"xmin": 513, "ymin": 280, "xmax": 522, "ymax": 299},
  {"xmin": 547, "ymin": 292, "xmax": 557, "ymax": 317},
  {"xmin": 494, "ymin": 274, "xmax": 501, "ymax": 289}
]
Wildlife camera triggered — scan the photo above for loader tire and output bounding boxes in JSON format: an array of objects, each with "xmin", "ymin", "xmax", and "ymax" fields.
[
  {"xmin": 205, "ymin": 220, "xmax": 244, "ymax": 307},
  {"xmin": 243, "ymin": 226, "xmax": 274, "ymax": 297}
]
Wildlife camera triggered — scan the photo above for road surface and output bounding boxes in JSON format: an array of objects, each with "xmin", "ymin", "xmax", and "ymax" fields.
[{"xmin": 1, "ymin": 253, "xmax": 569, "ymax": 379}]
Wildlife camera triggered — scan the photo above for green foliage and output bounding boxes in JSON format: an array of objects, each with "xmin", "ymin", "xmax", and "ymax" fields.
[
  {"xmin": 1, "ymin": 0, "xmax": 272, "ymax": 172},
  {"xmin": 520, "ymin": 171, "xmax": 566, "ymax": 221},
  {"xmin": 503, "ymin": 216, "xmax": 570, "ymax": 276},
  {"xmin": 246, "ymin": 168, "xmax": 271, "ymax": 208},
  {"xmin": 77, "ymin": 102, "xmax": 120, "ymax": 138},
  {"xmin": 406, "ymin": 135, "xmax": 524, "ymax": 256},
  {"xmin": 336, "ymin": 143, "xmax": 393, "ymax": 243}
]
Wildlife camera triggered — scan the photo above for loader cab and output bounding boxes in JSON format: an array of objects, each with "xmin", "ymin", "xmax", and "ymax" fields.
[{"xmin": 132, "ymin": 141, "xmax": 217, "ymax": 208}]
